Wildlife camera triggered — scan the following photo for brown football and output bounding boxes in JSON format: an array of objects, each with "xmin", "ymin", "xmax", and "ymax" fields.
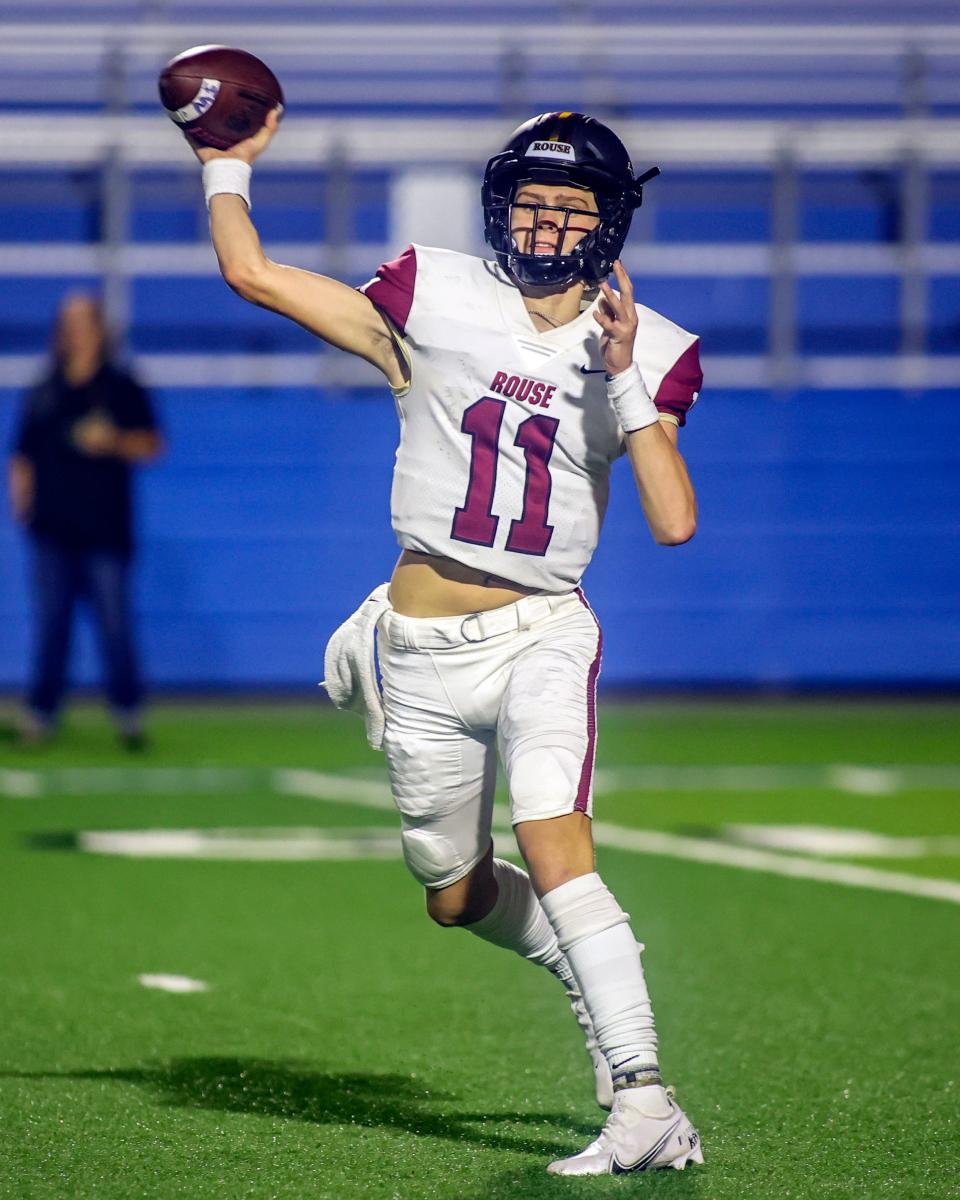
[{"xmin": 158, "ymin": 45, "xmax": 284, "ymax": 150}]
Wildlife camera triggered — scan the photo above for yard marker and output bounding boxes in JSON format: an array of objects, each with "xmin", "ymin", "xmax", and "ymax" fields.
[{"xmin": 137, "ymin": 974, "xmax": 210, "ymax": 993}]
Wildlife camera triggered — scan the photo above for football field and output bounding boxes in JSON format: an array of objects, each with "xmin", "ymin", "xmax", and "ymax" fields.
[{"xmin": 1, "ymin": 699, "xmax": 958, "ymax": 1199}]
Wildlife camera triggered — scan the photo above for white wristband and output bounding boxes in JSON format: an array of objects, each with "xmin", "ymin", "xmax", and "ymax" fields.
[
  {"xmin": 606, "ymin": 362, "xmax": 659, "ymax": 433},
  {"xmin": 202, "ymin": 159, "xmax": 252, "ymax": 211}
]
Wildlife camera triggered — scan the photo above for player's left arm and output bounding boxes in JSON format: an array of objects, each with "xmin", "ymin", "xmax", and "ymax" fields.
[{"xmin": 596, "ymin": 262, "xmax": 697, "ymax": 546}]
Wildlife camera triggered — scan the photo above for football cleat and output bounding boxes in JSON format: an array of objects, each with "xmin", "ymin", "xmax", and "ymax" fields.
[
  {"xmin": 568, "ymin": 991, "xmax": 614, "ymax": 1110},
  {"xmin": 547, "ymin": 1085, "xmax": 703, "ymax": 1176}
]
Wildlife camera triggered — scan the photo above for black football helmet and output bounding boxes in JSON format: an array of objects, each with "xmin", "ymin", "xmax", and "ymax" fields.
[{"xmin": 482, "ymin": 111, "xmax": 659, "ymax": 288}]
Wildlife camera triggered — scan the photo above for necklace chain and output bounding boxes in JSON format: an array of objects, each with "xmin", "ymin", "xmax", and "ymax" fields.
[{"xmin": 527, "ymin": 308, "xmax": 561, "ymax": 328}]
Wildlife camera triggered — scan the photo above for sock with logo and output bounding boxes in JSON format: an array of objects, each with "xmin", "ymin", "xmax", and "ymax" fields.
[{"xmin": 540, "ymin": 871, "xmax": 662, "ymax": 1091}]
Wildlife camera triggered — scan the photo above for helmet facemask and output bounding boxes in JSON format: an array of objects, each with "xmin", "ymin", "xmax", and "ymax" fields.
[
  {"xmin": 500, "ymin": 182, "xmax": 606, "ymax": 288},
  {"xmin": 485, "ymin": 170, "xmax": 630, "ymax": 288},
  {"xmin": 482, "ymin": 112, "xmax": 659, "ymax": 288}
]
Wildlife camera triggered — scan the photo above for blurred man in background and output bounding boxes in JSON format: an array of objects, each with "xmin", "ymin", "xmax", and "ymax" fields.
[{"xmin": 7, "ymin": 292, "xmax": 163, "ymax": 748}]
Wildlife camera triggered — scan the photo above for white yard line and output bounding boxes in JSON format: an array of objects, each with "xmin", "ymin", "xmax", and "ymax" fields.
[
  {"xmin": 0, "ymin": 770, "xmax": 42, "ymax": 797},
  {"xmin": 137, "ymin": 973, "xmax": 210, "ymax": 994},
  {"xmin": 6, "ymin": 765, "xmax": 960, "ymax": 906},
  {"xmin": 4, "ymin": 763, "xmax": 959, "ymax": 798},
  {"xmin": 593, "ymin": 764, "xmax": 960, "ymax": 795},
  {"xmin": 83, "ymin": 827, "xmax": 401, "ymax": 861},
  {"xmin": 272, "ymin": 768, "xmax": 394, "ymax": 808},
  {"xmin": 277, "ymin": 770, "xmax": 960, "ymax": 907},
  {"xmin": 590, "ymin": 823, "xmax": 960, "ymax": 906},
  {"xmin": 719, "ymin": 823, "xmax": 960, "ymax": 858},
  {"xmin": 0, "ymin": 766, "xmax": 274, "ymax": 796}
]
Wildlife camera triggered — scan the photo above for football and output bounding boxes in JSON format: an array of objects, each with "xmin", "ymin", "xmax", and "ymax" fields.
[{"xmin": 158, "ymin": 45, "xmax": 284, "ymax": 150}]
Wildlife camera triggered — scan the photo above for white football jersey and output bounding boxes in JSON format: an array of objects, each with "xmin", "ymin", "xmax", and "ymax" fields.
[{"xmin": 361, "ymin": 244, "xmax": 701, "ymax": 593}]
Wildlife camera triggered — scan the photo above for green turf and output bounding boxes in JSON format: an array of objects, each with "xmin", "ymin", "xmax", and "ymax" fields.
[{"xmin": 1, "ymin": 700, "xmax": 958, "ymax": 1198}]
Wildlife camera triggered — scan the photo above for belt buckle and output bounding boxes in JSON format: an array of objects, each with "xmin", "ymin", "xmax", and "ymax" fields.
[{"xmin": 460, "ymin": 614, "xmax": 485, "ymax": 643}]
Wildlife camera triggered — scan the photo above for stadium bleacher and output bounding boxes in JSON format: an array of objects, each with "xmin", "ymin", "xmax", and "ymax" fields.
[{"xmin": 1, "ymin": 9, "xmax": 958, "ymax": 689}]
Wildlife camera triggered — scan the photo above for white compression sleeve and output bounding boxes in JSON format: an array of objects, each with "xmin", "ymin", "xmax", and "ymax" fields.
[
  {"xmin": 541, "ymin": 871, "xmax": 661, "ymax": 1087},
  {"xmin": 465, "ymin": 858, "xmax": 575, "ymax": 985}
]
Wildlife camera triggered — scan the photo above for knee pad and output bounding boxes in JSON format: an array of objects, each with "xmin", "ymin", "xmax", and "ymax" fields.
[
  {"xmin": 539, "ymin": 871, "xmax": 630, "ymax": 952},
  {"xmin": 399, "ymin": 822, "xmax": 487, "ymax": 891},
  {"xmin": 509, "ymin": 744, "xmax": 584, "ymax": 820}
]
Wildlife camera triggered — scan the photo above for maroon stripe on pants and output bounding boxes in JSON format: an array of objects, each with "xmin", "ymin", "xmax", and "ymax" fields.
[{"xmin": 574, "ymin": 588, "xmax": 603, "ymax": 813}]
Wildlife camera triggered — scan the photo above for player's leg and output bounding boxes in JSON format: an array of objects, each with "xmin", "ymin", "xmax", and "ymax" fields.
[
  {"xmin": 378, "ymin": 604, "xmax": 609, "ymax": 1104},
  {"xmin": 379, "ymin": 611, "xmax": 501, "ymax": 905},
  {"xmin": 380, "ymin": 615, "xmax": 570, "ymax": 963},
  {"xmin": 517, "ymin": 814, "xmax": 661, "ymax": 1087},
  {"xmin": 501, "ymin": 599, "xmax": 701, "ymax": 1174},
  {"xmin": 459, "ymin": 837, "xmax": 612, "ymax": 1110}
]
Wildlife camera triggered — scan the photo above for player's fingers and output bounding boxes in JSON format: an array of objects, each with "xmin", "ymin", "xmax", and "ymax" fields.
[
  {"xmin": 613, "ymin": 260, "xmax": 634, "ymax": 298},
  {"xmin": 599, "ymin": 281, "xmax": 625, "ymax": 319},
  {"xmin": 249, "ymin": 120, "xmax": 276, "ymax": 150},
  {"xmin": 189, "ymin": 144, "xmax": 221, "ymax": 164},
  {"xmin": 597, "ymin": 294, "xmax": 619, "ymax": 324},
  {"xmin": 605, "ymin": 274, "xmax": 638, "ymax": 334},
  {"xmin": 611, "ymin": 268, "xmax": 637, "ymax": 327}
]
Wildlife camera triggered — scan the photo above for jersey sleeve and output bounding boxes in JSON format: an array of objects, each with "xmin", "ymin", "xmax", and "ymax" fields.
[
  {"xmin": 654, "ymin": 339, "xmax": 702, "ymax": 428},
  {"xmin": 359, "ymin": 244, "xmax": 418, "ymax": 335}
]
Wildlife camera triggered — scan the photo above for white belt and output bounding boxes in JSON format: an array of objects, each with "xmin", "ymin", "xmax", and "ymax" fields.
[{"xmin": 380, "ymin": 591, "xmax": 578, "ymax": 651}]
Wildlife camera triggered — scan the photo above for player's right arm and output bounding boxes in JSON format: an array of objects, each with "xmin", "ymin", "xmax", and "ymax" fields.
[{"xmin": 195, "ymin": 110, "xmax": 407, "ymax": 390}]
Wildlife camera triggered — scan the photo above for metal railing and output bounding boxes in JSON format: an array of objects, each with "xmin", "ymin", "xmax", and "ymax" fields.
[
  {"xmin": 1, "ymin": 23, "xmax": 959, "ymax": 117},
  {"xmin": 0, "ymin": 17, "xmax": 958, "ymax": 390},
  {"xmin": 1, "ymin": 115, "xmax": 958, "ymax": 389}
]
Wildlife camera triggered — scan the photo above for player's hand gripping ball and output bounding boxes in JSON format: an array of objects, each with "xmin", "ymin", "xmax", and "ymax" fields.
[{"xmin": 158, "ymin": 45, "xmax": 284, "ymax": 150}]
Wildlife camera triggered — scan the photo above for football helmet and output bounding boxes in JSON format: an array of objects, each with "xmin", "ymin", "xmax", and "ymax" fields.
[{"xmin": 482, "ymin": 112, "xmax": 659, "ymax": 288}]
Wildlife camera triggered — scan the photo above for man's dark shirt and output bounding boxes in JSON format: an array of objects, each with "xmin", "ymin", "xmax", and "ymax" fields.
[{"xmin": 13, "ymin": 362, "xmax": 158, "ymax": 556}]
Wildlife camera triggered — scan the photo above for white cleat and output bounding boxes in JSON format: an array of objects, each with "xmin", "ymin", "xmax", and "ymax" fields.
[
  {"xmin": 547, "ymin": 1085, "xmax": 703, "ymax": 1176},
  {"xmin": 568, "ymin": 992, "xmax": 614, "ymax": 1110}
]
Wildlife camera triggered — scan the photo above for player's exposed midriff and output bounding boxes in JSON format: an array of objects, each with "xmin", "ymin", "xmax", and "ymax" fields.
[{"xmin": 389, "ymin": 549, "xmax": 541, "ymax": 617}]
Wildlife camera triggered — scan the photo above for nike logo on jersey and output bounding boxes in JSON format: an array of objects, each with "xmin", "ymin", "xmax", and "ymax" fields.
[{"xmin": 579, "ymin": 366, "xmax": 606, "ymax": 375}]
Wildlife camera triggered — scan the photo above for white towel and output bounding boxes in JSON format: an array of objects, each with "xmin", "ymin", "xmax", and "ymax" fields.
[{"xmin": 321, "ymin": 583, "xmax": 390, "ymax": 750}]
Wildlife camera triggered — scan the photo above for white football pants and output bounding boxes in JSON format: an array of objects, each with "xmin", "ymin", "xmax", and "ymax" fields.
[{"xmin": 377, "ymin": 589, "xmax": 602, "ymax": 889}]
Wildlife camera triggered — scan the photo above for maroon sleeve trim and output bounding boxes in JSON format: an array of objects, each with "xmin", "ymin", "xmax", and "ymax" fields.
[
  {"xmin": 360, "ymin": 244, "xmax": 417, "ymax": 335},
  {"xmin": 654, "ymin": 339, "xmax": 703, "ymax": 428}
]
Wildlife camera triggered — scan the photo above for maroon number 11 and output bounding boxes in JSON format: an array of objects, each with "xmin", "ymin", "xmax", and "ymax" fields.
[{"xmin": 451, "ymin": 397, "xmax": 559, "ymax": 557}]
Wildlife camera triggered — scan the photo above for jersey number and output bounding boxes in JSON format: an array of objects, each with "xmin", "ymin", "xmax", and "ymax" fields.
[{"xmin": 451, "ymin": 397, "xmax": 559, "ymax": 557}]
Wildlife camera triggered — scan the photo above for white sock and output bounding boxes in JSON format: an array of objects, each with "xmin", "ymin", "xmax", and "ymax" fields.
[
  {"xmin": 465, "ymin": 858, "xmax": 577, "ymax": 989},
  {"xmin": 540, "ymin": 871, "xmax": 661, "ymax": 1090}
]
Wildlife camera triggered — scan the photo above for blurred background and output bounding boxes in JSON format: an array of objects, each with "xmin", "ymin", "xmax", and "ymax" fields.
[{"xmin": 1, "ymin": 0, "xmax": 959, "ymax": 696}]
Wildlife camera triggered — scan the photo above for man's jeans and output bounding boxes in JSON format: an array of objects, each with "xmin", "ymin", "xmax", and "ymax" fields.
[{"xmin": 27, "ymin": 537, "xmax": 144, "ymax": 721}]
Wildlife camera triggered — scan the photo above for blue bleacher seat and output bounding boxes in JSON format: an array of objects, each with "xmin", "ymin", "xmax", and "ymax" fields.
[{"xmin": 797, "ymin": 276, "xmax": 900, "ymax": 354}]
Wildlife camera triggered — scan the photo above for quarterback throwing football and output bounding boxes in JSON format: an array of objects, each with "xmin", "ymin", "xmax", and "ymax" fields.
[{"xmin": 193, "ymin": 108, "xmax": 703, "ymax": 1176}]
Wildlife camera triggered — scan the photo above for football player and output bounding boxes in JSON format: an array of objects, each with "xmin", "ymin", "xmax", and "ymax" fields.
[{"xmin": 192, "ymin": 108, "xmax": 703, "ymax": 1176}]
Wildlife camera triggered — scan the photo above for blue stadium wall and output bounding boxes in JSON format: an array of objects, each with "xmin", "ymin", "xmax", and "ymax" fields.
[{"xmin": 2, "ymin": 382, "xmax": 958, "ymax": 689}]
